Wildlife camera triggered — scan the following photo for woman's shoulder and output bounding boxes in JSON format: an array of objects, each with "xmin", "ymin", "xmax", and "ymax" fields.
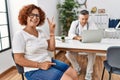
[
  {"xmin": 12, "ymin": 30, "xmax": 25, "ymax": 41},
  {"xmin": 37, "ymin": 28, "xmax": 47, "ymax": 36},
  {"xmin": 13, "ymin": 30, "xmax": 29, "ymax": 39},
  {"xmin": 37, "ymin": 28, "xmax": 43, "ymax": 33},
  {"xmin": 37, "ymin": 28, "xmax": 49, "ymax": 39}
]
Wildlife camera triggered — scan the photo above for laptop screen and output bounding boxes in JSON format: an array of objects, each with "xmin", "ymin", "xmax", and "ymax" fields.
[{"xmin": 81, "ymin": 30, "xmax": 104, "ymax": 43}]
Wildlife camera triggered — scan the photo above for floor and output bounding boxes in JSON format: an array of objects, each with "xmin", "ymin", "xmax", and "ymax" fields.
[{"xmin": 0, "ymin": 51, "xmax": 120, "ymax": 80}]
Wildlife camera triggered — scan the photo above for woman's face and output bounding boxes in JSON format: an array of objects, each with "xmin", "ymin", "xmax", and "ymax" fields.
[{"xmin": 27, "ymin": 9, "xmax": 40, "ymax": 27}]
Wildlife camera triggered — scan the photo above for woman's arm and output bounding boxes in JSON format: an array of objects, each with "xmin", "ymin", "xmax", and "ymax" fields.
[
  {"xmin": 47, "ymin": 17, "xmax": 56, "ymax": 51},
  {"xmin": 14, "ymin": 53, "xmax": 38, "ymax": 68},
  {"xmin": 47, "ymin": 34, "xmax": 55, "ymax": 51},
  {"xmin": 14, "ymin": 53, "xmax": 55, "ymax": 70}
]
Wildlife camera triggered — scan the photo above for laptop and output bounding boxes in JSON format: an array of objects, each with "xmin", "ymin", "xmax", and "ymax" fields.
[{"xmin": 81, "ymin": 30, "xmax": 104, "ymax": 43}]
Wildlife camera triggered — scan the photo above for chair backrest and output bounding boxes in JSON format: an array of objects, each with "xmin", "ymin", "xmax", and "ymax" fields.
[
  {"xmin": 12, "ymin": 53, "xmax": 24, "ymax": 80},
  {"xmin": 107, "ymin": 46, "xmax": 120, "ymax": 68}
]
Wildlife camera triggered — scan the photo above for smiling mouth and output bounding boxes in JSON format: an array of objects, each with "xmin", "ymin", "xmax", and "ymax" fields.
[{"xmin": 30, "ymin": 19, "xmax": 38, "ymax": 23}]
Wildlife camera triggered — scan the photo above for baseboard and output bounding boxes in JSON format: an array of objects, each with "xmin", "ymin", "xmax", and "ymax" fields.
[{"xmin": 0, "ymin": 66, "xmax": 16, "ymax": 78}]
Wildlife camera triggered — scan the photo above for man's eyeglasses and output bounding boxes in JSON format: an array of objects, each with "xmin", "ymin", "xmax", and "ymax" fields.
[{"xmin": 29, "ymin": 13, "xmax": 40, "ymax": 19}]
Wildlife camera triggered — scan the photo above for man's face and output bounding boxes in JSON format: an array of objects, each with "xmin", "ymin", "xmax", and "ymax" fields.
[{"xmin": 79, "ymin": 14, "xmax": 89, "ymax": 26}]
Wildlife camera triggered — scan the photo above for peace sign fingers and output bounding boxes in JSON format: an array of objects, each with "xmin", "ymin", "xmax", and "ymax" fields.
[{"xmin": 47, "ymin": 17, "xmax": 55, "ymax": 33}]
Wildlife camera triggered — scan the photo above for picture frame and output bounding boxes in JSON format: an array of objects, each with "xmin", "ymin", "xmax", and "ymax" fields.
[{"xmin": 98, "ymin": 9, "xmax": 105, "ymax": 13}]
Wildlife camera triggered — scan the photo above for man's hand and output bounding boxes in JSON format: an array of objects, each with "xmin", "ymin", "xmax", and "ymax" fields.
[{"xmin": 73, "ymin": 36, "xmax": 82, "ymax": 41}]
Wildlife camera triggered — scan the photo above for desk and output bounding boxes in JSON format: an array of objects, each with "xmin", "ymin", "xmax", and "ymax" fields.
[{"xmin": 55, "ymin": 37, "xmax": 120, "ymax": 55}]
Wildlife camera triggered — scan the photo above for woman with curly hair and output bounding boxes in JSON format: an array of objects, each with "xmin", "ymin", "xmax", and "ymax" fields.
[{"xmin": 12, "ymin": 4, "xmax": 78, "ymax": 80}]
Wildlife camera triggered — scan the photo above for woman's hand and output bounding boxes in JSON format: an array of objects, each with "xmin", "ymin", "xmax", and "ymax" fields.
[
  {"xmin": 47, "ymin": 17, "xmax": 56, "ymax": 34},
  {"xmin": 38, "ymin": 61, "xmax": 56, "ymax": 70}
]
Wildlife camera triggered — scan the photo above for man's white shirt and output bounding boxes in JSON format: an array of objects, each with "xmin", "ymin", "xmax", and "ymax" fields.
[{"xmin": 68, "ymin": 20, "xmax": 97, "ymax": 39}]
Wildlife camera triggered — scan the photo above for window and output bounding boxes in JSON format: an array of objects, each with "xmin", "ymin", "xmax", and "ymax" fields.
[{"xmin": 0, "ymin": 0, "xmax": 11, "ymax": 52}]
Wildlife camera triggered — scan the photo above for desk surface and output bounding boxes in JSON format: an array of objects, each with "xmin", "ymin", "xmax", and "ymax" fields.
[{"xmin": 55, "ymin": 37, "xmax": 120, "ymax": 53}]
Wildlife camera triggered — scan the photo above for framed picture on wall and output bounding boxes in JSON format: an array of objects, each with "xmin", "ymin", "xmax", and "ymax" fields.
[{"xmin": 98, "ymin": 9, "xmax": 105, "ymax": 13}]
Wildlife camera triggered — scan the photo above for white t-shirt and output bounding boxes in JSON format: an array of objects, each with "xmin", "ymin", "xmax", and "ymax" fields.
[
  {"xmin": 68, "ymin": 20, "xmax": 97, "ymax": 39},
  {"xmin": 12, "ymin": 29, "xmax": 51, "ymax": 72}
]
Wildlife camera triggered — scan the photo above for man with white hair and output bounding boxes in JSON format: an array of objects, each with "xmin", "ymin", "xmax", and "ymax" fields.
[{"xmin": 65, "ymin": 10, "xmax": 97, "ymax": 80}]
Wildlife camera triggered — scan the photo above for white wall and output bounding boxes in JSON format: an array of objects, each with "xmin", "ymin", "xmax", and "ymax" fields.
[
  {"xmin": 37, "ymin": 0, "xmax": 59, "ymax": 35},
  {"xmin": 0, "ymin": 0, "xmax": 38, "ymax": 74},
  {"xmin": 0, "ymin": 50, "xmax": 14, "ymax": 74},
  {"xmin": 8, "ymin": 0, "xmax": 38, "ymax": 38},
  {"xmin": 86, "ymin": 0, "xmax": 120, "ymax": 19}
]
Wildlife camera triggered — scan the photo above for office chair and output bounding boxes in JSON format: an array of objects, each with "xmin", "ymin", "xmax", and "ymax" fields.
[
  {"xmin": 101, "ymin": 46, "xmax": 120, "ymax": 80},
  {"xmin": 12, "ymin": 53, "xmax": 25, "ymax": 80}
]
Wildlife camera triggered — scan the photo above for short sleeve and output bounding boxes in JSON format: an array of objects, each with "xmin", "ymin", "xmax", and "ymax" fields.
[{"xmin": 12, "ymin": 31, "xmax": 25, "ymax": 53}]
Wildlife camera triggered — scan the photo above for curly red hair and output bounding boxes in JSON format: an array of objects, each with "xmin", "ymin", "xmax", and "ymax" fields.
[{"xmin": 18, "ymin": 4, "xmax": 45, "ymax": 26}]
